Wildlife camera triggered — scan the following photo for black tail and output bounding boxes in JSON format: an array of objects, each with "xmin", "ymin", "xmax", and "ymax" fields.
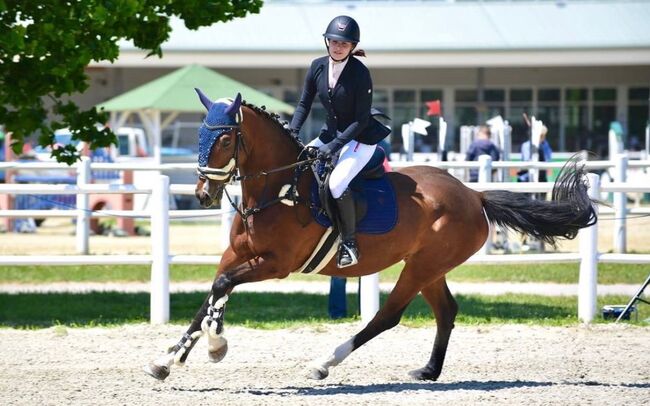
[{"xmin": 481, "ymin": 156, "xmax": 598, "ymax": 246}]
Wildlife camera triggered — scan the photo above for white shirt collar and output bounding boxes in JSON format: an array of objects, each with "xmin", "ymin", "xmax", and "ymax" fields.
[{"xmin": 328, "ymin": 57, "xmax": 349, "ymax": 89}]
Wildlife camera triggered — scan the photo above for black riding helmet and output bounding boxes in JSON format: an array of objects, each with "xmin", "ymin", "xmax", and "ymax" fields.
[
  {"xmin": 323, "ymin": 16, "xmax": 360, "ymax": 62},
  {"xmin": 323, "ymin": 15, "xmax": 360, "ymax": 43}
]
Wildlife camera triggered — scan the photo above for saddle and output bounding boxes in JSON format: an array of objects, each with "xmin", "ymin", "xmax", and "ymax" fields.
[{"xmin": 311, "ymin": 146, "xmax": 398, "ymax": 235}]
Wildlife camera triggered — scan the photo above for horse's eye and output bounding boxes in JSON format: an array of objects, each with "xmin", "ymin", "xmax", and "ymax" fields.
[{"xmin": 222, "ymin": 139, "xmax": 232, "ymax": 148}]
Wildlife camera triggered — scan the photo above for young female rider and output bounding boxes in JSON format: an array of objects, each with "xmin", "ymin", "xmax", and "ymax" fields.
[{"xmin": 290, "ymin": 15, "xmax": 389, "ymax": 268}]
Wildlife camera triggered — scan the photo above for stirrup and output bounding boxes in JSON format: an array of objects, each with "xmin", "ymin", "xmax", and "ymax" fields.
[{"xmin": 337, "ymin": 240, "xmax": 359, "ymax": 268}]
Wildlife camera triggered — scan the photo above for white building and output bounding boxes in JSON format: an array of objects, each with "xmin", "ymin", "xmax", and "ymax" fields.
[{"xmin": 86, "ymin": 0, "xmax": 650, "ymax": 156}]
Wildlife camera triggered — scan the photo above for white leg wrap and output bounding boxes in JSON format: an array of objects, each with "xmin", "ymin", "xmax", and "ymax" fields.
[
  {"xmin": 310, "ymin": 338, "xmax": 354, "ymax": 376},
  {"xmin": 173, "ymin": 330, "xmax": 204, "ymax": 366},
  {"xmin": 202, "ymin": 294, "xmax": 229, "ymax": 339}
]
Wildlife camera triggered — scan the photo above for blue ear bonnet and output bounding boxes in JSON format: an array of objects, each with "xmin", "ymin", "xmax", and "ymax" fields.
[{"xmin": 198, "ymin": 102, "xmax": 239, "ymax": 167}]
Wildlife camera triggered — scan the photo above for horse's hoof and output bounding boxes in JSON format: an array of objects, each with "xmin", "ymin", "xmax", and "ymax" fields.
[
  {"xmin": 144, "ymin": 363, "xmax": 170, "ymax": 381},
  {"xmin": 208, "ymin": 337, "xmax": 228, "ymax": 363},
  {"xmin": 408, "ymin": 366, "xmax": 439, "ymax": 381},
  {"xmin": 307, "ymin": 366, "xmax": 329, "ymax": 380}
]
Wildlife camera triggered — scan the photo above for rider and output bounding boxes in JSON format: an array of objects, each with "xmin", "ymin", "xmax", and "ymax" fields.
[{"xmin": 290, "ymin": 15, "xmax": 388, "ymax": 268}]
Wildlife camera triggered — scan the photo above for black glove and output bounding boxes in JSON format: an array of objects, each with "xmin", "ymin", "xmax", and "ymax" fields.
[
  {"xmin": 317, "ymin": 144, "xmax": 334, "ymax": 160},
  {"xmin": 289, "ymin": 128, "xmax": 300, "ymax": 138}
]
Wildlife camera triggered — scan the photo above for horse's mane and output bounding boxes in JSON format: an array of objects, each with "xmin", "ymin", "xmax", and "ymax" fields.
[{"xmin": 241, "ymin": 100, "xmax": 304, "ymax": 151}]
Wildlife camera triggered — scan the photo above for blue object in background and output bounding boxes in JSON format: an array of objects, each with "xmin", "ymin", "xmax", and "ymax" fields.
[{"xmin": 328, "ymin": 277, "xmax": 347, "ymax": 319}]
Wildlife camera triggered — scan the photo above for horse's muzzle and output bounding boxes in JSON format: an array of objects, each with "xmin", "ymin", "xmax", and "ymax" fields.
[{"xmin": 195, "ymin": 179, "xmax": 225, "ymax": 208}]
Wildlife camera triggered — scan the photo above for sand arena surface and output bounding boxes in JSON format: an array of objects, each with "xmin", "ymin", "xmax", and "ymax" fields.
[{"xmin": 0, "ymin": 323, "xmax": 648, "ymax": 405}]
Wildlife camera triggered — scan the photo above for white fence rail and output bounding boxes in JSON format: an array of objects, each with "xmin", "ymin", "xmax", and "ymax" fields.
[{"xmin": 1, "ymin": 156, "xmax": 649, "ymax": 324}]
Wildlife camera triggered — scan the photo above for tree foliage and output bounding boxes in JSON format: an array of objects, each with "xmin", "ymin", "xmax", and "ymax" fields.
[{"xmin": 0, "ymin": 0, "xmax": 263, "ymax": 164}]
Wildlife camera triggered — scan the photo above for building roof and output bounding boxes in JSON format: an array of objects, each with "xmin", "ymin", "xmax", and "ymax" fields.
[
  {"xmin": 121, "ymin": 0, "xmax": 650, "ymax": 52},
  {"xmin": 106, "ymin": 0, "xmax": 650, "ymax": 68},
  {"xmin": 97, "ymin": 65, "xmax": 294, "ymax": 113}
]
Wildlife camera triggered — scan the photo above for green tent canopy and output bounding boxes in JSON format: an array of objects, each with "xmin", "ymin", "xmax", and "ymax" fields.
[
  {"xmin": 98, "ymin": 64, "xmax": 294, "ymax": 114},
  {"xmin": 97, "ymin": 65, "xmax": 294, "ymax": 164}
]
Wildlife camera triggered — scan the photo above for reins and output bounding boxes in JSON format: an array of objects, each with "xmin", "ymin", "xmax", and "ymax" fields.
[{"xmin": 198, "ymin": 121, "xmax": 323, "ymax": 229}]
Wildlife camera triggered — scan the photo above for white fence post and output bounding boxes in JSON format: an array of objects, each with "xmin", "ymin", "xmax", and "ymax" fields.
[
  {"xmin": 150, "ymin": 175, "xmax": 170, "ymax": 324},
  {"xmin": 613, "ymin": 153, "xmax": 627, "ymax": 253},
  {"xmin": 76, "ymin": 158, "xmax": 91, "ymax": 254},
  {"xmin": 578, "ymin": 173, "xmax": 600, "ymax": 323},
  {"xmin": 221, "ymin": 195, "xmax": 234, "ymax": 249},
  {"xmin": 478, "ymin": 155, "xmax": 493, "ymax": 255},
  {"xmin": 360, "ymin": 274, "xmax": 380, "ymax": 325}
]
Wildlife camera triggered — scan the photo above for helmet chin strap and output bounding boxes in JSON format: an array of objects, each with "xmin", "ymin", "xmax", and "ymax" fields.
[{"xmin": 324, "ymin": 39, "xmax": 356, "ymax": 62}]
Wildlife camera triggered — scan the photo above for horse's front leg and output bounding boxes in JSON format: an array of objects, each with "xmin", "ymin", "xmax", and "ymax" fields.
[
  {"xmin": 144, "ymin": 248, "xmax": 246, "ymax": 381},
  {"xmin": 144, "ymin": 253, "xmax": 284, "ymax": 381}
]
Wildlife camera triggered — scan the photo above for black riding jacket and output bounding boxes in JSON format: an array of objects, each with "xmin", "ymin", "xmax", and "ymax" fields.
[{"xmin": 291, "ymin": 55, "xmax": 382, "ymax": 154}]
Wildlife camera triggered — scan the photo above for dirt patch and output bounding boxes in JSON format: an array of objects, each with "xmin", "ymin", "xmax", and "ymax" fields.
[{"xmin": 0, "ymin": 323, "xmax": 648, "ymax": 405}]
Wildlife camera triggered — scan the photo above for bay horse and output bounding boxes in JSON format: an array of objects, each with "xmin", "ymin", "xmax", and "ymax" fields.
[{"xmin": 144, "ymin": 91, "xmax": 597, "ymax": 382}]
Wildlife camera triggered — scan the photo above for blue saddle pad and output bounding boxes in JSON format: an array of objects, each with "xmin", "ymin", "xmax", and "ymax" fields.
[{"xmin": 310, "ymin": 175, "xmax": 398, "ymax": 235}]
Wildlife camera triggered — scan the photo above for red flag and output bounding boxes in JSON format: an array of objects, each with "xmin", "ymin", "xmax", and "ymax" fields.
[{"xmin": 426, "ymin": 100, "xmax": 441, "ymax": 116}]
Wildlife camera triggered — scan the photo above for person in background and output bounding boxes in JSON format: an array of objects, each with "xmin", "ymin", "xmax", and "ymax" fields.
[
  {"xmin": 518, "ymin": 125, "xmax": 552, "ymax": 183},
  {"xmin": 465, "ymin": 125, "xmax": 500, "ymax": 182}
]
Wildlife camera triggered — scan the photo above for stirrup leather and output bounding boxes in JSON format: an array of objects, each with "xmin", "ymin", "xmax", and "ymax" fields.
[{"xmin": 337, "ymin": 240, "xmax": 359, "ymax": 268}]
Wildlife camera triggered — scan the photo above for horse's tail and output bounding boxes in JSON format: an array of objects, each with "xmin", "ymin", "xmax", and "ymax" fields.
[{"xmin": 481, "ymin": 156, "xmax": 598, "ymax": 246}]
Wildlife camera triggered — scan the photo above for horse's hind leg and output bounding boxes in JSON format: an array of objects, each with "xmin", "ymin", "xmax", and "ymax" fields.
[
  {"xmin": 409, "ymin": 276, "xmax": 458, "ymax": 381},
  {"xmin": 308, "ymin": 263, "xmax": 423, "ymax": 380}
]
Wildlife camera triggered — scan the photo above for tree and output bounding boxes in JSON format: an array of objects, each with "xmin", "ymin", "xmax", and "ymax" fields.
[{"xmin": 0, "ymin": 0, "xmax": 263, "ymax": 164}]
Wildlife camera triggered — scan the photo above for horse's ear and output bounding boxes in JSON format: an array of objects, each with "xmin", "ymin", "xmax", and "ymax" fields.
[
  {"xmin": 195, "ymin": 88, "xmax": 213, "ymax": 111},
  {"xmin": 225, "ymin": 92, "xmax": 242, "ymax": 117}
]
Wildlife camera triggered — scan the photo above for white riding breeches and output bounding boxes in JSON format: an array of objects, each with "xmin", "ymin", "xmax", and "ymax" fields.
[{"xmin": 308, "ymin": 136, "xmax": 376, "ymax": 199}]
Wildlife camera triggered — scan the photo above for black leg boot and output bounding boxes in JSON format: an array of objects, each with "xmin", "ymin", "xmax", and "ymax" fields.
[{"xmin": 334, "ymin": 189, "xmax": 359, "ymax": 268}]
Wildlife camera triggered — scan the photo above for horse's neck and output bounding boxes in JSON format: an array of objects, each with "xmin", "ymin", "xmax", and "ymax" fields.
[{"xmin": 239, "ymin": 113, "xmax": 299, "ymax": 201}]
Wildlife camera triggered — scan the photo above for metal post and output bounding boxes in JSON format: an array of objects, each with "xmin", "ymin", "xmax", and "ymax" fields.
[
  {"xmin": 76, "ymin": 158, "xmax": 91, "ymax": 254},
  {"xmin": 150, "ymin": 175, "xmax": 170, "ymax": 324},
  {"xmin": 578, "ymin": 173, "xmax": 600, "ymax": 324},
  {"xmin": 407, "ymin": 123, "xmax": 415, "ymax": 162},
  {"xmin": 613, "ymin": 153, "xmax": 627, "ymax": 253},
  {"xmin": 478, "ymin": 155, "xmax": 492, "ymax": 255},
  {"xmin": 360, "ymin": 273, "xmax": 380, "ymax": 325}
]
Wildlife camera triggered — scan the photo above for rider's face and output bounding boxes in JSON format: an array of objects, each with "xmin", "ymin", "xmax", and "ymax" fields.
[{"xmin": 328, "ymin": 39, "xmax": 354, "ymax": 59}]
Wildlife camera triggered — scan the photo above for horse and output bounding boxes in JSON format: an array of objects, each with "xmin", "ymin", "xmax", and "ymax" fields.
[{"xmin": 144, "ymin": 91, "xmax": 597, "ymax": 382}]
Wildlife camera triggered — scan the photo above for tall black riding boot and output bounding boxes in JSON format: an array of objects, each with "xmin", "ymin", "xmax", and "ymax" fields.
[{"xmin": 334, "ymin": 188, "xmax": 359, "ymax": 268}]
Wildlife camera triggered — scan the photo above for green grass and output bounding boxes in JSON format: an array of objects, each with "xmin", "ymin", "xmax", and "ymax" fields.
[
  {"xmin": 1, "ymin": 291, "xmax": 647, "ymax": 329},
  {"xmin": 0, "ymin": 262, "xmax": 647, "ymax": 285}
]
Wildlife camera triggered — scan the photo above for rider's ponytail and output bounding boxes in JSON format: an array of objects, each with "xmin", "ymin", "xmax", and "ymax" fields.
[{"xmin": 353, "ymin": 49, "xmax": 366, "ymax": 57}]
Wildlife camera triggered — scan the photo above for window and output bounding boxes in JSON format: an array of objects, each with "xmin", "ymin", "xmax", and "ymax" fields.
[
  {"xmin": 508, "ymin": 89, "xmax": 533, "ymax": 152},
  {"xmin": 390, "ymin": 88, "xmax": 443, "ymax": 154},
  {"xmin": 592, "ymin": 88, "xmax": 617, "ymax": 156},
  {"xmin": 392, "ymin": 89, "xmax": 417, "ymax": 152},
  {"xmin": 564, "ymin": 87, "xmax": 589, "ymax": 152},
  {"xmin": 536, "ymin": 88, "xmax": 561, "ymax": 151},
  {"xmin": 628, "ymin": 87, "xmax": 650, "ymax": 151}
]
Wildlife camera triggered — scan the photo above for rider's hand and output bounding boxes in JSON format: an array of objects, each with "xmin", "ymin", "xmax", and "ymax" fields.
[
  {"xmin": 304, "ymin": 146, "xmax": 319, "ymax": 159},
  {"xmin": 317, "ymin": 144, "xmax": 333, "ymax": 160}
]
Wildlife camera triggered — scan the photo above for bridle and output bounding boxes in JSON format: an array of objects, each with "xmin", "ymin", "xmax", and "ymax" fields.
[{"xmin": 196, "ymin": 121, "xmax": 321, "ymax": 227}]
